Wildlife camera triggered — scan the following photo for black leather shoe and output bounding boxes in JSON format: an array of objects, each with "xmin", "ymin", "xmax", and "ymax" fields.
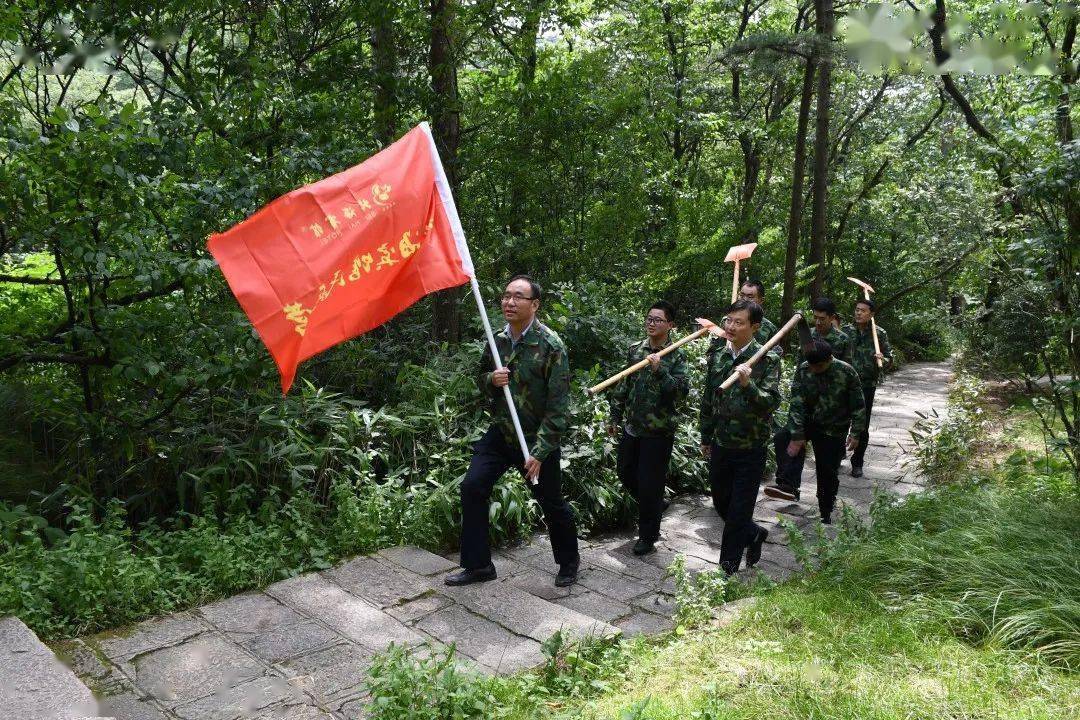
[
  {"xmin": 719, "ymin": 560, "xmax": 738, "ymax": 576},
  {"xmin": 764, "ymin": 484, "xmax": 799, "ymax": 502},
  {"xmin": 821, "ymin": 513, "xmax": 832, "ymax": 525},
  {"xmin": 444, "ymin": 564, "xmax": 496, "ymax": 586},
  {"xmin": 746, "ymin": 528, "xmax": 768, "ymax": 567},
  {"xmin": 632, "ymin": 538, "xmax": 656, "ymax": 556},
  {"xmin": 555, "ymin": 564, "xmax": 578, "ymax": 587},
  {"xmin": 850, "ymin": 466, "xmax": 863, "ymax": 478}
]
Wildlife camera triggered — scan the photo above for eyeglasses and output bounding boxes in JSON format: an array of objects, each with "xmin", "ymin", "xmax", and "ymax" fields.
[
  {"xmin": 645, "ymin": 316, "xmax": 669, "ymax": 325},
  {"xmin": 501, "ymin": 293, "xmax": 536, "ymax": 304},
  {"xmin": 738, "ymin": 293, "xmax": 759, "ymax": 302}
]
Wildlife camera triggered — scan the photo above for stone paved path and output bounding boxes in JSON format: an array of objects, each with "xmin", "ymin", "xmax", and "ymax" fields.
[{"xmin": 45, "ymin": 361, "xmax": 951, "ymax": 720}]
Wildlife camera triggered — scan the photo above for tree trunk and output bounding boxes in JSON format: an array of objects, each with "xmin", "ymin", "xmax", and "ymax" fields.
[
  {"xmin": 806, "ymin": 0, "xmax": 833, "ymax": 302},
  {"xmin": 780, "ymin": 53, "xmax": 816, "ymax": 321},
  {"xmin": 429, "ymin": 0, "xmax": 463, "ymax": 343},
  {"xmin": 507, "ymin": 3, "xmax": 542, "ymax": 238},
  {"xmin": 657, "ymin": 1, "xmax": 688, "ymax": 251},
  {"xmin": 371, "ymin": 6, "xmax": 397, "ymax": 146}
]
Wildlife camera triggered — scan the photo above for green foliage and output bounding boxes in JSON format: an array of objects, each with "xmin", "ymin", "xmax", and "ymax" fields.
[
  {"xmin": 0, "ymin": 490, "xmax": 348, "ymax": 638},
  {"xmin": 535, "ymin": 631, "xmax": 629, "ymax": 701},
  {"xmin": 908, "ymin": 371, "xmax": 989, "ymax": 484},
  {"xmin": 670, "ymin": 555, "xmax": 735, "ymax": 630},
  {"xmin": 363, "ymin": 644, "xmax": 503, "ymax": 720},
  {"xmin": 831, "ymin": 469, "xmax": 1080, "ymax": 668}
]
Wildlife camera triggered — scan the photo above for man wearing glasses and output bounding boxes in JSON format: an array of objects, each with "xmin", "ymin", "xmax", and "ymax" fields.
[
  {"xmin": 445, "ymin": 275, "xmax": 580, "ymax": 588},
  {"xmin": 738, "ymin": 280, "xmax": 780, "ymax": 350},
  {"xmin": 608, "ymin": 301, "xmax": 689, "ymax": 556},
  {"xmin": 700, "ymin": 299, "xmax": 781, "ymax": 575}
]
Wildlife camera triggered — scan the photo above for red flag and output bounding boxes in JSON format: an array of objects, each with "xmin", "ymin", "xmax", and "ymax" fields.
[{"xmin": 208, "ymin": 124, "xmax": 473, "ymax": 392}]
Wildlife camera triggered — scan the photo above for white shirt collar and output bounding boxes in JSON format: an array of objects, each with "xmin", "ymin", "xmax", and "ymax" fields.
[
  {"xmin": 505, "ymin": 318, "xmax": 536, "ymax": 346},
  {"xmin": 726, "ymin": 340, "xmax": 752, "ymax": 358}
]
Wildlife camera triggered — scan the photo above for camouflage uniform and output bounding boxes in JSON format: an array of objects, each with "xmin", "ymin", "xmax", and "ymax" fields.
[
  {"xmin": 699, "ymin": 338, "xmax": 782, "ymax": 573},
  {"xmin": 699, "ymin": 338, "xmax": 782, "ymax": 449},
  {"xmin": 786, "ymin": 358, "xmax": 866, "ymax": 520},
  {"xmin": 609, "ymin": 338, "xmax": 689, "ymax": 437},
  {"xmin": 842, "ymin": 322, "xmax": 893, "ymax": 469},
  {"xmin": 841, "ymin": 323, "xmax": 893, "ymax": 389},
  {"xmin": 799, "ymin": 325, "xmax": 852, "ymax": 365},
  {"xmin": 754, "ymin": 316, "xmax": 779, "ymax": 347},
  {"xmin": 463, "ymin": 320, "xmax": 578, "ymax": 572},
  {"xmin": 478, "ymin": 321, "xmax": 569, "ymax": 462},
  {"xmin": 609, "ymin": 337, "xmax": 689, "ymax": 544}
]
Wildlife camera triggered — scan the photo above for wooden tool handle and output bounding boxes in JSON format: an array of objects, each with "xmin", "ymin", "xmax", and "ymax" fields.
[
  {"xmin": 719, "ymin": 313, "xmax": 803, "ymax": 391},
  {"xmin": 588, "ymin": 327, "xmax": 710, "ymax": 395},
  {"xmin": 862, "ymin": 287, "xmax": 883, "ymax": 368},
  {"xmin": 870, "ymin": 316, "xmax": 883, "ymax": 368}
]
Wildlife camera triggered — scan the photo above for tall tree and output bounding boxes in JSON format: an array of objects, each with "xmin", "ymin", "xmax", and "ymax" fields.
[
  {"xmin": 806, "ymin": 0, "xmax": 833, "ymax": 300},
  {"xmin": 430, "ymin": 0, "xmax": 464, "ymax": 343},
  {"xmin": 371, "ymin": 5, "xmax": 398, "ymax": 146},
  {"xmin": 781, "ymin": 8, "xmax": 816, "ymax": 321}
]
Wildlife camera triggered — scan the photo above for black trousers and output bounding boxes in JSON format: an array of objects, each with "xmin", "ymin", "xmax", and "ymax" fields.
[
  {"xmin": 774, "ymin": 427, "xmax": 847, "ymax": 515},
  {"xmin": 773, "ymin": 428, "xmax": 806, "ymax": 490},
  {"xmin": 459, "ymin": 426, "xmax": 579, "ymax": 571},
  {"xmin": 616, "ymin": 431, "xmax": 674, "ymax": 543},
  {"xmin": 850, "ymin": 385, "xmax": 877, "ymax": 469},
  {"xmin": 808, "ymin": 430, "xmax": 846, "ymax": 517},
  {"xmin": 709, "ymin": 445, "xmax": 767, "ymax": 572}
]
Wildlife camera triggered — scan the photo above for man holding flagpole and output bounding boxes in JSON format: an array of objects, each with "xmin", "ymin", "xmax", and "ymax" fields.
[
  {"xmin": 444, "ymin": 275, "xmax": 580, "ymax": 587},
  {"xmin": 206, "ymin": 122, "xmax": 566, "ymax": 582}
]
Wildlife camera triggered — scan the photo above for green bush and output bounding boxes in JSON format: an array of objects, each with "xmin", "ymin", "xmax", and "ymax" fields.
[
  {"xmin": 363, "ymin": 644, "xmax": 502, "ymax": 720},
  {"xmin": 908, "ymin": 371, "xmax": 988, "ymax": 484}
]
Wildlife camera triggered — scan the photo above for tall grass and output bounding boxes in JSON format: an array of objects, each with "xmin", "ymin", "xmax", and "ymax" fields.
[{"xmin": 832, "ymin": 461, "xmax": 1080, "ymax": 668}]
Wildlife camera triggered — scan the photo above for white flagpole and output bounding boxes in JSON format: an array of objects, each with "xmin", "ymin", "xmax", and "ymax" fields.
[{"xmin": 420, "ymin": 123, "xmax": 536, "ymax": 484}]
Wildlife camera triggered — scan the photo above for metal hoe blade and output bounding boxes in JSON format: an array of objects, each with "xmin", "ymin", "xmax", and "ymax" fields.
[{"xmin": 725, "ymin": 243, "xmax": 758, "ymax": 262}]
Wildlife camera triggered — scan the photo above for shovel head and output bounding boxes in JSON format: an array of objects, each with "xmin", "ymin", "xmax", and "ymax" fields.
[{"xmin": 724, "ymin": 243, "xmax": 758, "ymax": 263}]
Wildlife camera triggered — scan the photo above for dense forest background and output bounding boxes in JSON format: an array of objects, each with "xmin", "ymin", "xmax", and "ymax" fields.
[{"xmin": 0, "ymin": 1, "xmax": 1076, "ymax": 635}]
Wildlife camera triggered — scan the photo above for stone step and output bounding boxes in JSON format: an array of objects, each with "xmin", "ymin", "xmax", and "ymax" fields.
[
  {"xmin": 438, "ymin": 577, "xmax": 621, "ymax": 644},
  {"xmin": 0, "ymin": 616, "xmax": 100, "ymax": 720}
]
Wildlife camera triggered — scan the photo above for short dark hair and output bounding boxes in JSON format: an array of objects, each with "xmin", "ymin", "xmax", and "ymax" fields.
[
  {"xmin": 856, "ymin": 298, "xmax": 876, "ymax": 312},
  {"xmin": 811, "ymin": 297, "xmax": 837, "ymax": 317},
  {"xmin": 726, "ymin": 299, "xmax": 763, "ymax": 325},
  {"xmin": 649, "ymin": 300, "xmax": 676, "ymax": 322},
  {"xmin": 507, "ymin": 274, "xmax": 541, "ymax": 301},
  {"xmin": 805, "ymin": 338, "xmax": 834, "ymax": 364},
  {"xmin": 741, "ymin": 279, "xmax": 766, "ymax": 299}
]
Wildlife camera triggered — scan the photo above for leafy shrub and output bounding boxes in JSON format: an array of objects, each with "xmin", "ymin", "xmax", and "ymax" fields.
[
  {"xmin": 363, "ymin": 644, "xmax": 501, "ymax": 720},
  {"xmin": 535, "ymin": 630, "xmax": 628, "ymax": 700},
  {"xmin": 891, "ymin": 306, "xmax": 956, "ymax": 362},
  {"xmin": 908, "ymin": 371, "xmax": 988, "ymax": 484}
]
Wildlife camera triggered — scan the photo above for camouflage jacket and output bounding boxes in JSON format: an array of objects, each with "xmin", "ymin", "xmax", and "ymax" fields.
[
  {"xmin": 787, "ymin": 359, "xmax": 867, "ymax": 441},
  {"xmin": 609, "ymin": 337, "xmax": 689, "ymax": 437},
  {"xmin": 699, "ymin": 338, "xmax": 782, "ymax": 449},
  {"xmin": 841, "ymin": 322, "xmax": 893, "ymax": 388},
  {"xmin": 799, "ymin": 325, "xmax": 852, "ymax": 364},
  {"xmin": 478, "ymin": 321, "xmax": 569, "ymax": 461},
  {"xmin": 755, "ymin": 316, "xmax": 783, "ymax": 355}
]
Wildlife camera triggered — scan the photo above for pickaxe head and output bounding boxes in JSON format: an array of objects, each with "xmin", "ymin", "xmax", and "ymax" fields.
[
  {"xmin": 846, "ymin": 276, "xmax": 876, "ymax": 294},
  {"xmin": 725, "ymin": 243, "xmax": 758, "ymax": 263},
  {"xmin": 794, "ymin": 315, "xmax": 813, "ymax": 352}
]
